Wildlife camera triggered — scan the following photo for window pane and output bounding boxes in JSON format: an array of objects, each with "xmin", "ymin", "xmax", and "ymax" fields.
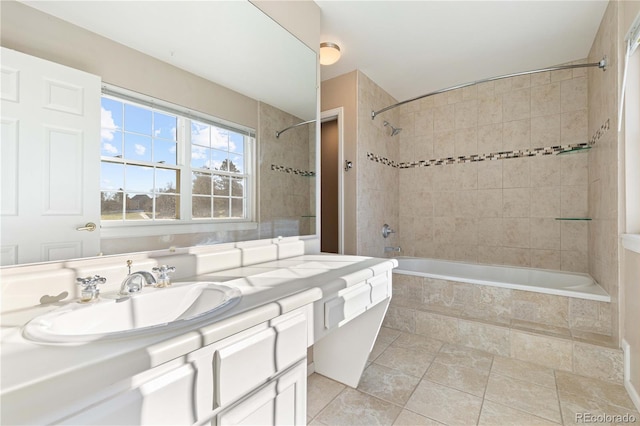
[
  {"xmin": 229, "ymin": 132, "xmax": 244, "ymax": 154},
  {"xmin": 213, "ymin": 197, "xmax": 229, "ymax": 218},
  {"xmin": 192, "ymin": 196, "xmax": 211, "ymax": 218},
  {"xmin": 211, "ymin": 149, "xmax": 228, "ymax": 171},
  {"xmin": 192, "ymin": 172, "xmax": 211, "ymax": 195},
  {"xmin": 101, "ymin": 130, "xmax": 123, "ymax": 157},
  {"xmin": 101, "ymin": 162, "xmax": 124, "ymax": 191},
  {"xmin": 155, "ymin": 195, "xmax": 178, "ymax": 220},
  {"xmin": 124, "ymin": 104, "xmax": 152, "ymax": 135},
  {"xmin": 211, "ymin": 127, "xmax": 229, "ymax": 151},
  {"xmin": 153, "ymin": 112, "xmax": 177, "ymax": 141},
  {"xmin": 191, "ymin": 145, "xmax": 210, "ymax": 169},
  {"xmin": 101, "ymin": 98, "xmax": 123, "ymax": 129},
  {"xmin": 156, "ymin": 168, "xmax": 178, "ymax": 193},
  {"xmin": 191, "ymin": 122, "xmax": 210, "ymax": 147},
  {"xmin": 228, "ymin": 153, "xmax": 244, "ymax": 173},
  {"xmin": 125, "ymin": 193, "xmax": 152, "ymax": 220},
  {"xmin": 154, "ymin": 139, "xmax": 177, "ymax": 165},
  {"xmin": 125, "ymin": 133, "xmax": 152, "ymax": 162},
  {"xmin": 101, "ymin": 191, "xmax": 123, "ymax": 220},
  {"xmin": 125, "ymin": 165, "xmax": 154, "ymax": 193},
  {"xmin": 231, "ymin": 198, "xmax": 244, "ymax": 218},
  {"xmin": 231, "ymin": 177, "xmax": 244, "ymax": 197},
  {"xmin": 213, "ymin": 174, "xmax": 229, "ymax": 196}
]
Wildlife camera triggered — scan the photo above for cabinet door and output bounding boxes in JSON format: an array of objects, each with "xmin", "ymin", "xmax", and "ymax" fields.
[
  {"xmin": 216, "ymin": 361, "xmax": 306, "ymax": 426},
  {"xmin": 59, "ymin": 363, "xmax": 196, "ymax": 425}
]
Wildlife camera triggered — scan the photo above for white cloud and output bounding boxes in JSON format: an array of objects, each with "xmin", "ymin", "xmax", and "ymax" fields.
[
  {"xmin": 101, "ymin": 107, "xmax": 118, "ymax": 142},
  {"xmin": 135, "ymin": 144, "xmax": 146, "ymax": 156},
  {"xmin": 211, "ymin": 127, "xmax": 228, "ymax": 150},
  {"xmin": 102, "ymin": 142, "xmax": 119, "ymax": 155},
  {"xmin": 191, "ymin": 146, "xmax": 208, "ymax": 160}
]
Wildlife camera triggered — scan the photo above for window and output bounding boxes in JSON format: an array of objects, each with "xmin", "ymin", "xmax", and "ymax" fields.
[{"xmin": 99, "ymin": 87, "xmax": 255, "ymax": 233}]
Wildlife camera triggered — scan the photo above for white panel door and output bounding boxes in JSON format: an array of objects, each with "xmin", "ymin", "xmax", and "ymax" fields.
[{"xmin": 0, "ymin": 47, "xmax": 101, "ymax": 265}]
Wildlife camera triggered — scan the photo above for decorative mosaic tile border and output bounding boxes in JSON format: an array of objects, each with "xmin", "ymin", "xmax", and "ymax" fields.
[
  {"xmin": 590, "ymin": 118, "xmax": 610, "ymax": 145},
  {"xmin": 270, "ymin": 164, "xmax": 316, "ymax": 177},
  {"xmin": 368, "ymin": 119, "xmax": 610, "ymax": 170}
]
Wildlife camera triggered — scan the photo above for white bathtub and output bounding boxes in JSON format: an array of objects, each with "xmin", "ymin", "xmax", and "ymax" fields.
[{"xmin": 393, "ymin": 257, "xmax": 610, "ymax": 302}]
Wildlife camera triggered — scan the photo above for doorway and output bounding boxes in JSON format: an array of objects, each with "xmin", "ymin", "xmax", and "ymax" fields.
[{"xmin": 320, "ymin": 108, "xmax": 344, "ymax": 254}]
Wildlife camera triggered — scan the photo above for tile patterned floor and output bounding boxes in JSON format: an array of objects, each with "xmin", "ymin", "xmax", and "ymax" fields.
[{"xmin": 307, "ymin": 327, "xmax": 639, "ymax": 426}]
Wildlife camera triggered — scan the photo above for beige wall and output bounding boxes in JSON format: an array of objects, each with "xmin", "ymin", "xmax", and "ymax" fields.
[
  {"xmin": 321, "ymin": 71, "xmax": 358, "ymax": 254},
  {"xmin": 395, "ymin": 62, "xmax": 590, "ymax": 271},
  {"xmin": 0, "ymin": 0, "xmax": 259, "ymax": 129}
]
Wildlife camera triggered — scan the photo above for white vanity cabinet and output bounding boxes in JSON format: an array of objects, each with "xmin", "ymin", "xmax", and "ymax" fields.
[{"xmin": 56, "ymin": 308, "xmax": 308, "ymax": 426}]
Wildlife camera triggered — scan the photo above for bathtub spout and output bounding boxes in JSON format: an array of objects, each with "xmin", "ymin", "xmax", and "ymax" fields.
[{"xmin": 384, "ymin": 246, "xmax": 402, "ymax": 253}]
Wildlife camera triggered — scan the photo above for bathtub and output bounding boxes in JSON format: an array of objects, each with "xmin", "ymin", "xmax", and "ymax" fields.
[{"xmin": 393, "ymin": 257, "xmax": 610, "ymax": 302}]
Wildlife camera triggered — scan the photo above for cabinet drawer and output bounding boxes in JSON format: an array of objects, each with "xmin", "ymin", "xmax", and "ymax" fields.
[
  {"xmin": 369, "ymin": 274, "xmax": 390, "ymax": 305},
  {"xmin": 214, "ymin": 312, "xmax": 306, "ymax": 408},
  {"xmin": 324, "ymin": 282, "xmax": 371, "ymax": 329}
]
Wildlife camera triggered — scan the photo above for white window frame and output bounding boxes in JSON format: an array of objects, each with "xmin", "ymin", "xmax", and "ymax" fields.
[{"xmin": 100, "ymin": 84, "xmax": 257, "ymax": 239}]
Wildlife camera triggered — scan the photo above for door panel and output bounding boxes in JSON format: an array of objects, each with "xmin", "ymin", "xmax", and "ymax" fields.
[{"xmin": 0, "ymin": 47, "xmax": 101, "ymax": 265}]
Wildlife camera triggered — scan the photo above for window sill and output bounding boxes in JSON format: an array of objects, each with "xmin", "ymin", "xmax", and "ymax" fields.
[
  {"xmin": 100, "ymin": 220, "xmax": 258, "ymax": 239},
  {"xmin": 621, "ymin": 234, "xmax": 640, "ymax": 254}
]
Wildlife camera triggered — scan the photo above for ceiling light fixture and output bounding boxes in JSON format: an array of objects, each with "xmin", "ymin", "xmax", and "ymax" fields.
[{"xmin": 320, "ymin": 42, "xmax": 341, "ymax": 66}]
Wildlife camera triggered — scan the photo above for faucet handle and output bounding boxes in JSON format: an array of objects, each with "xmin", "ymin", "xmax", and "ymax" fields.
[
  {"xmin": 152, "ymin": 265, "xmax": 175, "ymax": 287},
  {"xmin": 76, "ymin": 275, "xmax": 107, "ymax": 288},
  {"xmin": 76, "ymin": 275, "xmax": 106, "ymax": 302}
]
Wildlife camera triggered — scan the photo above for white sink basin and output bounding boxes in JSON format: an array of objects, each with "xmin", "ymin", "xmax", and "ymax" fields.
[{"xmin": 23, "ymin": 282, "xmax": 242, "ymax": 343}]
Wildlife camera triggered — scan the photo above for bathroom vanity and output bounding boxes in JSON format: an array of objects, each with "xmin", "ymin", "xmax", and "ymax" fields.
[{"xmin": 0, "ymin": 239, "xmax": 396, "ymax": 425}]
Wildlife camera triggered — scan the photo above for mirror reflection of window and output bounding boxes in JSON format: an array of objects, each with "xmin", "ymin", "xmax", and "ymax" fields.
[{"xmin": 100, "ymin": 93, "xmax": 252, "ymax": 223}]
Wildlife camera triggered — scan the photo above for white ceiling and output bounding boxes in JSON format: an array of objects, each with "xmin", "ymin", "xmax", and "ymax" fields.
[{"xmin": 318, "ymin": 1, "xmax": 609, "ymax": 102}]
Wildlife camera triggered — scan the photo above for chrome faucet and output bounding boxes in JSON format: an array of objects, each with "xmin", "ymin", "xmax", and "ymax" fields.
[
  {"xmin": 76, "ymin": 275, "xmax": 106, "ymax": 303},
  {"xmin": 119, "ymin": 271, "xmax": 157, "ymax": 296},
  {"xmin": 384, "ymin": 246, "xmax": 402, "ymax": 253}
]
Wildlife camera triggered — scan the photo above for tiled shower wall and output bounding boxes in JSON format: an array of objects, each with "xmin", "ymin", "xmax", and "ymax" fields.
[
  {"xmin": 587, "ymin": 0, "xmax": 619, "ymax": 340},
  {"xmin": 393, "ymin": 61, "xmax": 591, "ymax": 271},
  {"xmin": 259, "ymin": 102, "xmax": 315, "ymax": 238},
  {"xmin": 357, "ymin": 71, "xmax": 400, "ymax": 257}
]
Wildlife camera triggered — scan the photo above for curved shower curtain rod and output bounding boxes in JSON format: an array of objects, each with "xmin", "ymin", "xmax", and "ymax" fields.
[
  {"xmin": 371, "ymin": 57, "xmax": 608, "ymax": 119},
  {"xmin": 275, "ymin": 119, "xmax": 317, "ymax": 138}
]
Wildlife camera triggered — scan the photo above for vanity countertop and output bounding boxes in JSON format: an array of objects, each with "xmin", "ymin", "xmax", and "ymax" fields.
[{"xmin": 0, "ymin": 253, "xmax": 397, "ymax": 419}]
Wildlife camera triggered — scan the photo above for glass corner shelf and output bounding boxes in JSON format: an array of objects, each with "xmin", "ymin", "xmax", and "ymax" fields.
[
  {"xmin": 554, "ymin": 218, "xmax": 592, "ymax": 221},
  {"xmin": 556, "ymin": 146, "xmax": 592, "ymax": 155},
  {"xmin": 301, "ymin": 215, "xmax": 316, "ymax": 218}
]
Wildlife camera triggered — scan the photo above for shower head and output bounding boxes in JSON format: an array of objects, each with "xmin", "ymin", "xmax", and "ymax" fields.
[{"xmin": 383, "ymin": 120, "xmax": 402, "ymax": 136}]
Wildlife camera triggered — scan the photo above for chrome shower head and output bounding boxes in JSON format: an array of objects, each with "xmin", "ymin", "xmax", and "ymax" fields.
[{"xmin": 383, "ymin": 121, "xmax": 402, "ymax": 136}]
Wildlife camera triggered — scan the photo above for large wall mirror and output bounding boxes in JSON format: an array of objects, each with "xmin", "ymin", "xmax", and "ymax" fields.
[{"xmin": 0, "ymin": 1, "xmax": 318, "ymax": 266}]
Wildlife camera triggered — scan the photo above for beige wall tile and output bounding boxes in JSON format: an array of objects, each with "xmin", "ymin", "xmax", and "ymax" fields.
[
  {"xmin": 478, "ymin": 218, "xmax": 503, "ymax": 247},
  {"xmin": 477, "ymin": 123, "xmax": 503, "ymax": 153},
  {"xmin": 572, "ymin": 343, "xmax": 623, "ymax": 383},
  {"xmin": 455, "ymin": 127, "xmax": 478, "ymax": 156},
  {"xmin": 560, "ymin": 154, "xmax": 588, "ymax": 186},
  {"xmin": 530, "ymin": 249, "xmax": 562, "ymax": 270},
  {"xmin": 503, "ymin": 89, "xmax": 531, "ymax": 122},
  {"xmin": 560, "ymin": 110, "xmax": 588, "ymax": 143},
  {"xmin": 530, "ymin": 218, "xmax": 561, "ymax": 249},
  {"xmin": 415, "ymin": 311, "xmax": 459, "ymax": 343},
  {"xmin": 503, "ymin": 218, "xmax": 530, "ymax": 248},
  {"xmin": 503, "ymin": 188, "xmax": 530, "ymax": 218},
  {"xmin": 478, "ymin": 96, "xmax": 503, "ymax": 125},
  {"xmin": 561, "ymin": 250, "xmax": 588, "ymax": 273},
  {"xmin": 510, "ymin": 330, "xmax": 573, "ymax": 371},
  {"xmin": 455, "ymin": 99, "xmax": 478, "ymax": 130},
  {"xmin": 531, "ymin": 114, "xmax": 561, "ymax": 147},
  {"xmin": 458, "ymin": 320, "xmax": 511, "ymax": 356},
  {"xmin": 433, "ymin": 130, "xmax": 455, "ymax": 158},
  {"xmin": 503, "ymin": 118, "xmax": 531, "ymax": 151},
  {"xmin": 502, "ymin": 247, "xmax": 531, "ymax": 267},
  {"xmin": 503, "ymin": 158, "xmax": 530, "ymax": 188},
  {"xmin": 531, "ymin": 71, "xmax": 551, "ymax": 87},
  {"xmin": 478, "ymin": 160, "xmax": 503, "ymax": 188},
  {"xmin": 477, "ymin": 189, "xmax": 503, "ymax": 218},
  {"xmin": 561, "ymin": 77, "xmax": 587, "ymax": 113},
  {"xmin": 561, "ymin": 221, "xmax": 588, "ymax": 251},
  {"xmin": 433, "ymin": 104, "xmax": 455, "ymax": 132},
  {"xmin": 531, "ymin": 82, "xmax": 561, "ymax": 117},
  {"xmin": 530, "ymin": 187, "xmax": 560, "ymax": 218},
  {"xmin": 432, "ymin": 191, "xmax": 455, "ymax": 217},
  {"xmin": 530, "ymin": 156, "xmax": 561, "ymax": 187}
]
